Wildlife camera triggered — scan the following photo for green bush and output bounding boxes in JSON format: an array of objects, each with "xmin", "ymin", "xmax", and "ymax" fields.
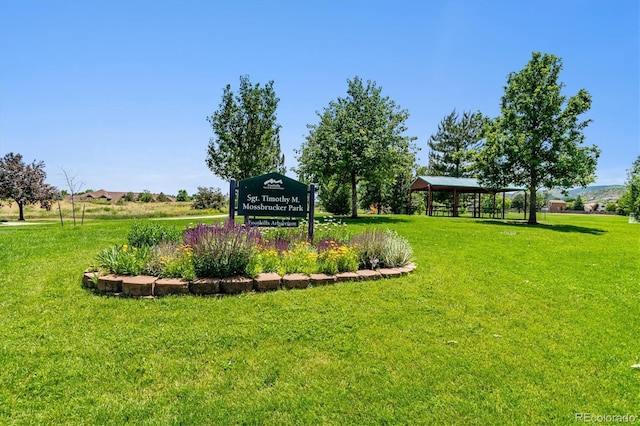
[
  {"xmin": 191, "ymin": 186, "xmax": 226, "ymax": 210},
  {"xmin": 137, "ymin": 190, "xmax": 153, "ymax": 203},
  {"xmin": 350, "ymin": 228, "xmax": 414, "ymax": 269},
  {"xmin": 184, "ymin": 222, "xmax": 260, "ymax": 278},
  {"xmin": 96, "ymin": 244, "xmax": 149, "ymax": 276},
  {"xmin": 143, "ymin": 242, "xmax": 195, "ymax": 280},
  {"xmin": 317, "ymin": 240, "xmax": 359, "ymax": 274},
  {"xmin": 278, "ymin": 242, "xmax": 318, "ymax": 275},
  {"xmin": 127, "ymin": 222, "xmax": 183, "ymax": 248},
  {"xmin": 350, "ymin": 228, "xmax": 388, "ymax": 269},
  {"xmin": 381, "ymin": 230, "xmax": 414, "ymax": 268}
]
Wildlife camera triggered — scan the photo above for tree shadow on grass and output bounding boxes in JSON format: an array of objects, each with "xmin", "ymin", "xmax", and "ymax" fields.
[
  {"xmin": 476, "ymin": 219, "xmax": 607, "ymax": 235},
  {"xmin": 333, "ymin": 215, "xmax": 413, "ymax": 226}
]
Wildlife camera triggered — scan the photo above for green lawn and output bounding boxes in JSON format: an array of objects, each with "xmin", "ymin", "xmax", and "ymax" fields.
[{"xmin": 1, "ymin": 214, "xmax": 638, "ymax": 424}]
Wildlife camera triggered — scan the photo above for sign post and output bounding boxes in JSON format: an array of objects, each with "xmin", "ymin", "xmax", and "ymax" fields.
[
  {"xmin": 229, "ymin": 178, "xmax": 236, "ymax": 224},
  {"xmin": 308, "ymin": 183, "xmax": 315, "ymax": 242}
]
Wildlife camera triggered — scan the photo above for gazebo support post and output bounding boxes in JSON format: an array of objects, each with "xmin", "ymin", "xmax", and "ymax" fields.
[
  {"xmin": 453, "ymin": 189, "xmax": 459, "ymax": 217},
  {"xmin": 492, "ymin": 193, "xmax": 497, "ymax": 218}
]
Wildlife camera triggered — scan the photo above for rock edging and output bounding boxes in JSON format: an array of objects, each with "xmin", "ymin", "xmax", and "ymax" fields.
[{"xmin": 83, "ymin": 263, "xmax": 417, "ymax": 298}]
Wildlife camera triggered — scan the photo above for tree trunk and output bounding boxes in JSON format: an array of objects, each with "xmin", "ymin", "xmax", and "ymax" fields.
[
  {"xmin": 350, "ymin": 171, "xmax": 358, "ymax": 218},
  {"xmin": 528, "ymin": 187, "xmax": 537, "ymax": 225},
  {"xmin": 18, "ymin": 201, "xmax": 25, "ymax": 221}
]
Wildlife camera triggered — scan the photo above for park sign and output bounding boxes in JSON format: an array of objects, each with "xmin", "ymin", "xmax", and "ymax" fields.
[{"xmin": 237, "ymin": 172, "xmax": 308, "ymax": 218}]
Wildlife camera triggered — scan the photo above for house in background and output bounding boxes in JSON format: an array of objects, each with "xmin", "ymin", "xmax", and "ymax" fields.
[
  {"xmin": 584, "ymin": 203, "xmax": 606, "ymax": 213},
  {"xmin": 65, "ymin": 190, "xmax": 175, "ymax": 203},
  {"xmin": 548, "ymin": 200, "xmax": 566, "ymax": 213}
]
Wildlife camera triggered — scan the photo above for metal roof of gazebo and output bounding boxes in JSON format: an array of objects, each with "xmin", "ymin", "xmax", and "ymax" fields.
[
  {"xmin": 409, "ymin": 176, "xmax": 525, "ymax": 193},
  {"xmin": 408, "ymin": 176, "xmax": 527, "ymax": 218}
]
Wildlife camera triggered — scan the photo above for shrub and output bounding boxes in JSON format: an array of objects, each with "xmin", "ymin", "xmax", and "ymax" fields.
[
  {"xmin": 350, "ymin": 229, "xmax": 387, "ymax": 269},
  {"xmin": 176, "ymin": 189, "xmax": 190, "ymax": 202},
  {"xmin": 192, "ymin": 186, "xmax": 226, "ymax": 210},
  {"xmin": 137, "ymin": 190, "xmax": 153, "ymax": 203},
  {"xmin": 120, "ymin": 192, "xmax": 136, "ymax": 202},
  {"xmin": 278, "ymin": 242, "xmax": 318, "ymax": 275},
  {"xmin": 318, "ymin": 179, "xmax": 351, "ymax": 215},
  {"xmin": 144, "ymin": 242, "xmax": 195, "ymax": 280},
  {"xmin": 127, "ymin": 222, "xmax": 183, "ymax": 248},
  {"xmin": 245, "ymin": 246, "xmax": 282, "ymax": 278},
  {"xmin": 96, "ymin": 244, "xmax": 149, "ymax": 275},
  {"xmin": 317, "ymin": 240, "xmax": 359, "ymax": 274},
  {"xmin": 380, "ymin": 230, "xmax": 413, "ymax": 268},
  {"xmin": 184, "ymin": 222, "xmax": 260, "ymax": 278},
  {"xmin": 350, "ymin": 228, "xmax": 414, "ymax": 269}
]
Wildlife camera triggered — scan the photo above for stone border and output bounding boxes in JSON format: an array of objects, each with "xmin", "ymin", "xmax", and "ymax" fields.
[{"xmin": 83, "ymin": 263, "xmax": 417, "ymax": 298}]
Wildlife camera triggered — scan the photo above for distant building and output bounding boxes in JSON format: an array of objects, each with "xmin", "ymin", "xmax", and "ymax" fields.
[
  {"xmin": 65, "ymin": 190, "xmax": 175, "ymax": 203},
  {"xmin": 548, "ymin": 200, "xmax": 566, "ymax": 213},
  {"xmin": 584, "ymin": 203, "xmax": 598, "ymax": 212},
  {"xmin": 583, "ymin": 203, "xmax": 606, "ymax": 213}
]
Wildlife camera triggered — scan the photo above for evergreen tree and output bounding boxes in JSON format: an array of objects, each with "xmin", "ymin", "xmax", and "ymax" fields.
[{"xmin": 427, "ymin": 109, "xmax": 484, "ymax": 177}]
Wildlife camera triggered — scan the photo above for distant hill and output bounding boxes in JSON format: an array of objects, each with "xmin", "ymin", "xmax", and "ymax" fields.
[{"xmin": 548, "ymin": 185, "xmax": 626, "ymax": 204}]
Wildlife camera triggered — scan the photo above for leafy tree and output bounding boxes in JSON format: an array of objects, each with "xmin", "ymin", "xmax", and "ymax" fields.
[
  {"xmin": 176, "ymin": 189, "xmax": 190, "ymax": 202},
  {"xmin": 192, "ymin": 186, "xmax": 226, "ymax": 210},
  {"xmin": 157, "ymin": 192, "xmax": 168, "ymax": 202},
  {"xmin": 427, "ymin": 109, "xmax": 484, "ymax": 177},
  {"xmin": 137, "ymin": 190, "xmax": 153, "ymax": 203},
  {"xmin": 297, "ymin": 76, "xmax": 417, "ymax": 218},
  {"xmin": 206, "ymin": 75, "xmax": 285, "ymax": 181},
  {"xmin": 0, "ymin": 152, "xmax": 57, "ymax": 221},
  {"xmin": 481, "ymin": 193, "xmax": 511, "ymax": 214},
  {"xmin": 511, "ymin": 193, "xmax": 525, "ymax": 213},
  {"xmin": 120, "ymin": 192, "xmax": 135, "ymax": 202},
  {"xmin": 605, "ymin": 201, "xmax": 618, "ymax": 212},
  {"xmin": 619, "ymin": 155, "xmax": 640, "ymax": 220},
  {"xmin": 476, "ymin": 52, "xmax": 600, "ymax": 224}
]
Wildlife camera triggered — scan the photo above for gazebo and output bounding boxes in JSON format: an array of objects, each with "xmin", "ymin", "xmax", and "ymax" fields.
[{"xmin": 408, "ymin": 176, "xmax": 527, "ymax": 219}]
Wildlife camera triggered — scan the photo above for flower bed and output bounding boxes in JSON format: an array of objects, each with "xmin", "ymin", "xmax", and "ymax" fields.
[{"xmin": 85, "ymin": 219, "xmax": 417, "ymax": 297}]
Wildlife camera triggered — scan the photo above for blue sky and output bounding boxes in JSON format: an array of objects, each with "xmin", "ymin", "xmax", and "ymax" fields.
[{"xmin": 1, "ymin": 0, "xmax": 638, "ymax": 195}]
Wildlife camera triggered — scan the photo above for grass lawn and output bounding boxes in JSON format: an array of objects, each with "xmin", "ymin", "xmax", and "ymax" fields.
[{"xmin": 1, "ymin": 214, "xmax": 638, "ymax": 424}]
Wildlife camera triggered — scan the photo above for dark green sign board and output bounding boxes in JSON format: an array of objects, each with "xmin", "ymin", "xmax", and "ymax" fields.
[{"xmin": 237, "ymin": 172, "xmax": 308, "ymax": 218}]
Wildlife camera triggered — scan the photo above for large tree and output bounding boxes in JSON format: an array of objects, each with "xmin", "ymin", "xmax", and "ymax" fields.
[
  {"xmin": 0, "ymin": 153, "xmax": 58, "ymax": 221},
  {"xmin": 619, "ymin": 155, "xmax": 640, "ymax": 220},
  {"xmin": 296, "ymin": 76, "xmax": 417, "ymax": 218},
  {"xmin": 206, "ymin": 75, "xmax": 285, "ymax": 181},
  {"xmin": 427, "ymin": 109, "xmax": 484, "ymax": 178},
  {"xmin": 476, "ymin": 52, "xmax": 600, "ymax": 224}
]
